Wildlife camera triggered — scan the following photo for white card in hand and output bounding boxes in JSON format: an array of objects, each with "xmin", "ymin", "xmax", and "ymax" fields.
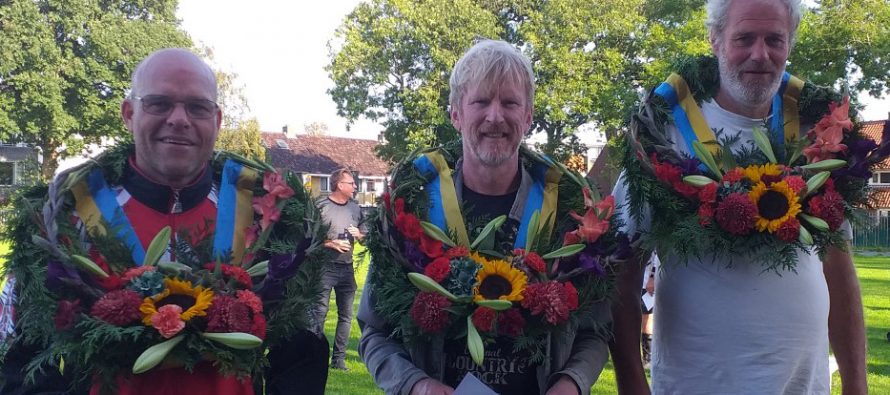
[
  {"xmin": 453, "ymin": 372, "xmax": 499, "ymax": 395},
  {"xmin": 642, "ymin": 292, "xmax": 655, "ymax": 311}
]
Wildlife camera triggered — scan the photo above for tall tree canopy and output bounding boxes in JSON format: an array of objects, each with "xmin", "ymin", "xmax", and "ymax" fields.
[
  {"xmin": 0, "ymin": 0, "xmax": 191, "ymax": 179},
  {"xmin": 328, "ymin": 0, "xmax": 890, "ymax": 163}
]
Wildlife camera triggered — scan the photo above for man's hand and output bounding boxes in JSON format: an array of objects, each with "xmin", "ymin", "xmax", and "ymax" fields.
[
  {"xmin": 324, "ymin": 239, "xmax": 350, "ymax": 253},
  {"xmin": 409, "ymin": 378, "xmax": 454, "ymax": 395},
  {"xmin": 546, "ymin": 375, "xmax": 581, "ymax": 395},
  {"xmin": 346, "ymin": 225, "xmax": 364, "ymax": 241}
]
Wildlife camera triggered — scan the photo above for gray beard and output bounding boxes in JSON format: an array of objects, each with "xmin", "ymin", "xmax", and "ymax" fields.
[{"xmin": 718, "ymin": 58, "xmax": 784, "ymax": 109}]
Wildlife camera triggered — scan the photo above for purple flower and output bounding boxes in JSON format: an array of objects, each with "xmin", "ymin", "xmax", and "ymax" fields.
[
  {"xmin": 579, "ymin": 253, "xmax": 606, "ymax": 278},
  {"xmin": 680, "ymin": 158, "xmax": 703, "ymax": 175},
  {"xmin": 403, "ymin": 240, "xmax": 428, "ymax": 271},
  {"xmin": 45, "ymin": 260, "xmax": 83, "ymax": 292},
  {"xmin": 268, "ymin": 237, "xmax": 311, "ymax": 280}
]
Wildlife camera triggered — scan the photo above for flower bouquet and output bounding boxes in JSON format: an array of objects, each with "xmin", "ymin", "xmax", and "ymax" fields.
[
  {"xmin": 628, "ymin": 95, "xmax": 890, "ymax": 271},
  {"xmin": 366, "ymin": 143, "xmax": 631, "ymax": 365},
  {"xmin": 7, "ymin": 145, "xmax": 326, "ymax": 391}
]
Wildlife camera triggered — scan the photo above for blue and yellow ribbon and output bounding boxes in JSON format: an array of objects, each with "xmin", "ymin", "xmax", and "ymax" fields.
[
  {"xmin": 654, "ymin": 72, "xmax": 804, "ymax": 163},
  {"xmin": 514, "ymin": 159, "xmax": 562, "ymax": 249},
  {"xmin": 71, "ymin": 169, "xmax": 146, "ymax": 265},
  {"xmin": 213, "ymin": 160, "xmax": 258, "ymax": 264},
  {"xmin": 413, "ymin": 152, "xmax": 470, "ymax": 247}
]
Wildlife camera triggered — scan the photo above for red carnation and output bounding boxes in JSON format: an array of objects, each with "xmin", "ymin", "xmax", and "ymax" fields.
[
  {"xmin": 697, "ymin": 203, "xmax": 716, "ymax": 226},
  {"xmin": 424, "ymin": 257, "xmax": 451, "ymax": 283},
  {"xmin": 525, "ymin": 252, "xmax": 546, "ymax": 273},
  {"xmin": 715, "ymin": 192, "xmax": 757, "ymax": 235},
  {"xmin": 776, "ymin": 217, "xmax": 801, "ymax": 242},
  {"xmin": 722, "ymin": 168, "xmax": 745, "ymax": 184},
  {"xmin": 497, "ymin": 308, "xmax": 526, "ymax": 337},
  {"xmin": 251, "ymin": 314, "xmax": 267, "ymax": 339},
  {"xmin": 54, "ymin": 299, "xmax": 82, "ymax": 330},
  {"xmin": 471, "ymin": 307, "xmax": 497, "ymax": 332},
  {"xmin": 91, "ymin": 255, "xmax": 123, "ymax": 291},
  {"xmin": 90, "ymin": 289, "xmax": 143, "ymax": 326},
  {"xmin": 564, "ymin": 281, "xmax": 579, "ymax": 311},
  {"xmin": 698, "ymin": 183, "xmax": 717, "ymax": 204},
  {"xmin": 395, "ymin": 212, "xmax": 424, "ymax": 241},
  {"xmin": 784, "ymin": 176, "xmax": 807, "ymax": 194},
  {"xmin": 204, "ymin": 264, "xmax": 252, "ymax": 288},
  {"xmin": 807, "ymin": 188, "xmax": 845, "ymax": 231},
  {"xmin": 122, "ymin": 266, "xmax": 157, "ymax": 282},
  {"xmin": 445, "ymin": 246, "xmax": 469, "ymax": 259},
  {"xmin": 418, "ymin": 235, "xmax": 444, "ymax": 258},
  {"xmin": 236, "ymin": 290, "xmax": 264, "ymax": 314},
  {"xmin": 672, "ymin": 181, "xmax": 699, "ymax": 199},
  {"xmin": 410, "ymin": 292, "xmax": 451, "ymax": 333},
  {"xmin": 206, "ymin": 295, "xmax": 253, "ymax": 333},
  {"xmin": 655, "ymin": 163, "xmax": 682, "ymax": 184},
  {"xmin": 521, "ymin": 281, "xmax": 571, "ymax": 325}
]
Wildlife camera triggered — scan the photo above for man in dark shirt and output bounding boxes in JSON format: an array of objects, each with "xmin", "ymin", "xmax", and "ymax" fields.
[{"xmin": 316, "ymin": 168, "xmax": 365, "ymax": 371}]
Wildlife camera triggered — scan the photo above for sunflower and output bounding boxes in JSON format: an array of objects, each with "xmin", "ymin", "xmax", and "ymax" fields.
[
  {"xmin": 140, "ymin": 278, "xmax": 214, "ymax": 325},
  {"xmin": 743, "ymin": 163, "xmax": 782, "ymax": 184},
  {"xmin": 748, "ymin": 181, "xmax": 801, "ymax": 233},
  {"xmin": 472, "ymin": 253, "xmax": 527, "ymax": 302}
]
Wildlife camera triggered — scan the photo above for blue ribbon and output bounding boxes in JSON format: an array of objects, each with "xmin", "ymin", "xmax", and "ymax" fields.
[
  {"xmin": 412, "ymin": 155, "xmax": 447, "ymax": 231},
  {"xmin": 514, "ymin": 163, "xmax": 547, "ymax": 249},
  {"xmin": 212, "ymin": 160, "xmax": 241, "ymax": 260},
  {"xmin": 86, "ymin": 169, "xmax": 145, "ymax": 265}
]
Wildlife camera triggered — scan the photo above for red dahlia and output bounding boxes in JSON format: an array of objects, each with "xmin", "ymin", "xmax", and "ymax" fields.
[
  {"xmin": 90, "ymin": 289, "xmax": 143, "ymax": 326},
  {"xmin": 410, "ymin": 292, "xmax": 451, "ymax": 333},
  {"xmin": 497, "ymin": 308, "xmax": 526, "ymax": 337},
  {"xmin": 206, "ymin": 295, "xmax": 253, "ymax": 333},
  {"xmin": 807, "ymin": 189, "xmax": 845, "ymax": 230},
  {"xmin": 521, "ymin": 281, "xmax": 571, "ymax": 325},
  {"xmin": 784, "ymin": 176, "xmax": 807, "ymax": 194},
  {"xmin": 715, "ymin": 192, "xmax": 757, "ymax": 235}
]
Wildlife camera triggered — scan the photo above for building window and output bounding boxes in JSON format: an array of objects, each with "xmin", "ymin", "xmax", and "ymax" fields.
[
  {"xmin": 366, "ymin": 180, "xmax": 377, "ymax": 192},
  {"xmin": 0, "ymin": 162, "xmax": 13, "ymax": 186},
  {"xmin": 877, "ymin": 172, "xmax": 890, "ymax": 185},
  {"xmin": 319, "ymin": 176, "xmax": 330, "ymax": 192}
]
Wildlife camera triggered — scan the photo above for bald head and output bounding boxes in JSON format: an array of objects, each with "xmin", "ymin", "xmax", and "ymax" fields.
[{"xmin": 129, "ymin": 48, "xmax": 218, "ymax": 101}]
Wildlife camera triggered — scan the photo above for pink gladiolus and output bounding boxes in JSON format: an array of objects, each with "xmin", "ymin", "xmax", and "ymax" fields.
[
  {"xmin": 569, "ymin": 208, "xmax": 609, "ymax": 243},
  {"xmin": 263, "ymin": 172, "xmax": 295, "ymax": 200},
  {"xmin": 803, "ymin": 97, "xmax": 851, "ymax": 163},
  {"xmin": 252, "ymin": 194, "xmax": 281, "ymax": 230}
]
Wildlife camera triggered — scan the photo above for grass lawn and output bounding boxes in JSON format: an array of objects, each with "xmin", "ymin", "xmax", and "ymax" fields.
[{"xmin": 322, "ymin": 254, "xmax": 889, "ymax": 394}]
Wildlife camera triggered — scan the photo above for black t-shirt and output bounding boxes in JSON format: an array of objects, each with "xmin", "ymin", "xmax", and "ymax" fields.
[
  {"xmin": 442, "ymin": 336, "xmax": 539, "ymax": 395},
  {"xmin": 441, "ymin": 184, "xmax": 539, "ymax": 393}
]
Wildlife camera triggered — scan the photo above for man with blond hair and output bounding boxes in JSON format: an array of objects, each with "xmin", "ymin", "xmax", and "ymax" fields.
[{"xmin": 358, "ymin": 39, "xmax": 610, "ymax": 395}]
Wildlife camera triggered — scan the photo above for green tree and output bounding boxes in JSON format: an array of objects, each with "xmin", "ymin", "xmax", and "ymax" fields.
[
  {"xmin": 208, "ymin": 61, "xmax": 265, "ymax": 161},
  {"xmin": 0, "ymin": 0, "xmax": 191, "ymax": 180},
  {"xmin": 328, "ymin": 0, "xmax": 890, "ymax": 162}
]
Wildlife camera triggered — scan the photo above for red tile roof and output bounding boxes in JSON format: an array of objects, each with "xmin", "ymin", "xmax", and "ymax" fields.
[
  {"xmin": 871, "ymin": 187, "xmax": 890, "ymax": 209},
  {"xmin": 860, "ymin": 120, "xmax": 890, "ymax": 170},
  {"xmin": 261, "ymin": 133, "xmax": 390, "ymax": 177}
]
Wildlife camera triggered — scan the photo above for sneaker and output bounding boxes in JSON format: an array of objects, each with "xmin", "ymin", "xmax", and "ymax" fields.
[{"xmin": 331, "ymin": 360, "xmax": 350, "ymax": 371}]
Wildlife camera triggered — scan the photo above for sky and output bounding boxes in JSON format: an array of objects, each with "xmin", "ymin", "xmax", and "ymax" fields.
[{"xmin": 176, "ymin": 1, "xmax": 890, "ymax": 144}]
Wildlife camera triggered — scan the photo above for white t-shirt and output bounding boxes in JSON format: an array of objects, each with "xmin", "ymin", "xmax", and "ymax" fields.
[{"xmin": 613, "ymin": 100, "xmax": 845, "ymax": 394}]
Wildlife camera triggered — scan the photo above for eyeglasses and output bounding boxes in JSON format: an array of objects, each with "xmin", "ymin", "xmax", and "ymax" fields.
[
  {"xmin": 133, "ymin": 95, "xmax": 218, "ymax": 119},
  {"xmin": 339, "ymin": 181, "xmax": 356, "ymax": 186}
]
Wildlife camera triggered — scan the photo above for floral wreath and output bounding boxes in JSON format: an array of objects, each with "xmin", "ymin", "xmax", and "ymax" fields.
[
  {"xmin": 622, "ymin": 56, "xmax": 890, "ymax": 271},
  {"xmin": 365, "ymin": 141, "xmax": 631, "ymax": 365},
  {"xmin": 3, "ymin": 143, "xmax": 328, "ymax": 390}
]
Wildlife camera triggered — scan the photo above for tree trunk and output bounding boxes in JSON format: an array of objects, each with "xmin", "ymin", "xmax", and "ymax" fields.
[{"xmin": 41, "ymin": 143, "xmax": 60, "ymax": 182}]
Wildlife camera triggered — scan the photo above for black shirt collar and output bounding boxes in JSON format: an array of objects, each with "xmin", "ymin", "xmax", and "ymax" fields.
[{"xmin": 123, "ymin": 157, "xmax": 213, "ymax": 213}]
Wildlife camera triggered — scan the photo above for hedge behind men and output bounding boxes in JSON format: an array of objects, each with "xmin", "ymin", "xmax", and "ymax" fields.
[
  {"xmin": 358, "ymin": 40, "xmax": 612, "ymax": 395},
  {"xmin": 316, "ymin": 168, "xmax": 365, "ymax": 370},
  {"xmin": 0, "ymin": 49, "xmax": 329, "ymax": 394},
  {"xmin": 610, "ymin": 1, "xmax": 867, "ymax": 394}
]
